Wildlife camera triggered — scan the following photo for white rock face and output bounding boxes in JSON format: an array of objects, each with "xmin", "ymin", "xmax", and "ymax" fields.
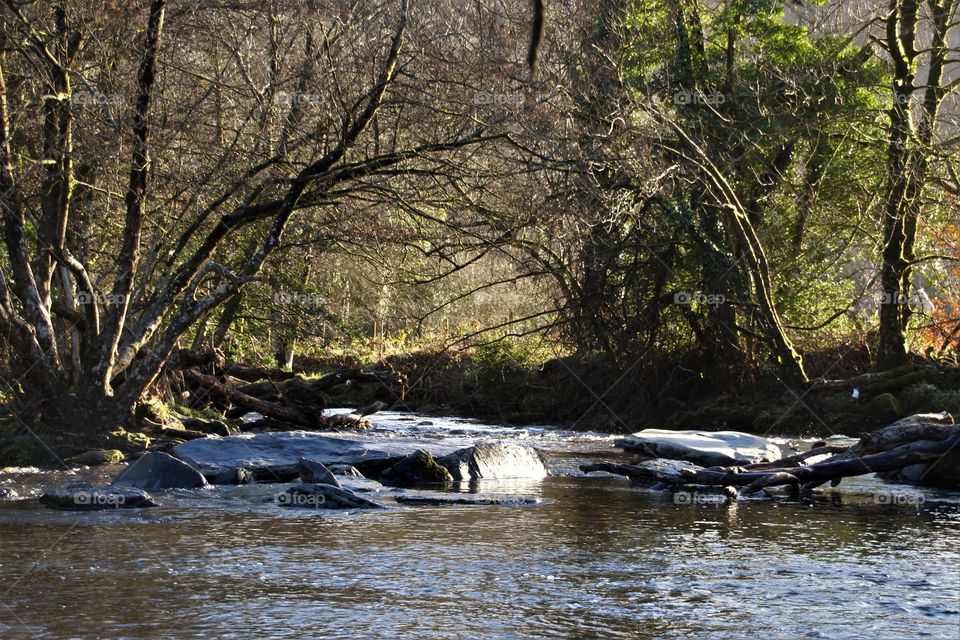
[{"xmin": 616, "ymin": 430, "xmax": 781, "ymax": 467}]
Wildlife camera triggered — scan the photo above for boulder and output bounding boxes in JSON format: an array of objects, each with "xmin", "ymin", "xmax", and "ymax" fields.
[
  {"xmin": 277, "ymin": 483, "xmax": 384, "ymax": 509},
  {"xmin": 39, "ymin": 483, "xmax": 157, "ymax": 510},
  {"xmin": 174, "ymin": 430, "xmax": 461, "ymax": 477},
  {"xmin": 616, "ymin": 429, "xmax": 781, "ymax": 467},
  {"xmin": 69, "ymin": 449, "xmax": 125, "ymax": 466},
  {"xmin": 437, "ymin": 442, "xmax": 549, "ymax": 481},
  {"xmin": 113, "ymin": 451, "xmax": 208, "ymax": 490},
  {"xmin": 380, "ymin": 449, "xmax": 453, "ymax": 485},
  {"xmin": 297, "ymin": 458, "xmax": 341, "ymax": 488},
  {"xmin": 877, "ymin": 448, "xmax": 960, "ymax": 488}
]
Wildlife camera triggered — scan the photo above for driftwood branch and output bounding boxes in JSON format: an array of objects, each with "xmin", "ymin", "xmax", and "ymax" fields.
[{"xmin": 582, "ymin": 414, "xmax": 959, "ymax": 498}]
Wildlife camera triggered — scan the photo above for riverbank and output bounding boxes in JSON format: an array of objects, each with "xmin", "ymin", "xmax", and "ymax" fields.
[{"xmin": 2, "ymin": 341, "xmax": 959, "ymax": 468}]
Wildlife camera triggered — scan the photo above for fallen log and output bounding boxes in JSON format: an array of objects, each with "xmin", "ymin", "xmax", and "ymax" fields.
[
  {"xmin": 182, "ymin": 369, "xmax": 321, "ymax": 427},
  {"xmin": 582, "ymin": 433, "xmax": 960, "ymax": 492}
]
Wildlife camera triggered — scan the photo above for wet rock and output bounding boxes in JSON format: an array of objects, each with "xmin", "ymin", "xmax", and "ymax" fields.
[
  {"xmin": 174, "ymin": 430, "xmax": 460, "ymax": 476},
  {"xmin": 616, "ymin": 429, "xmax": 781, "ymax": 466},
  {"xmin": 113, "ymin": 451, "xmax": 208, "ymax": 490},
  {"xmin": 0, "ymin": 487, "xmax": 19, "ymax": 500},
  {"xmin": 395, "ymin": 493, "xmax": 543, "ymax": 506},
  {"xmin": 277, "ymin": 483, "xmax": 384, "ymax": 509},
  {"xmin": 381, "ymin": 449, "xmax": 453, "ymax": 485},
  {"xmin": 69, "ymin": 449, "xmax": 125, "ymax": 466},
  {"xmin": 39, "ymin": 483, "xmax": 157, "ymax": 510},
  {"xmin": 297, "ymin": 458, "xmax": 341, "ymax": 488},
  {"xmin": 437, "ymin": 442, "xmax": 549, "ymax": 481},
  {"xmin": 328, "ymin": 464, "xmax": 364, "ymax": 477},
  {"xmin": 207, "ymin": 467, "xmax": 256, "ymax": 485}
]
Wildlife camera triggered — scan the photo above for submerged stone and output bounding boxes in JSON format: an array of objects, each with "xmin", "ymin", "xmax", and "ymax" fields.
[{"xmin": 277, "ymin": 483, "xmax": 384, "ymax": 509}]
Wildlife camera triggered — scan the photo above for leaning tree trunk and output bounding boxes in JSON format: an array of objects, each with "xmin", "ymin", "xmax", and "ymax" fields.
[{"xmin": 877, "ymin": 0, "xmax": 956, "ymax": 368}]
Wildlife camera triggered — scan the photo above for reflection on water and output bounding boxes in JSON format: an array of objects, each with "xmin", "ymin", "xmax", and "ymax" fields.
[{"xmin": 0, "ymin": 417, "xmax": 958, "ymax": 639}]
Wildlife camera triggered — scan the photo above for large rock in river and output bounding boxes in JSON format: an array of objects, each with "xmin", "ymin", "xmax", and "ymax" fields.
[
  {"xmin": 174, "ymin": 430, "xmax": 462, "ymax": 477},
  {"xmin": 616, "ymin": 429, "xmax": 780, "ymax": 467},
  {"xmin": 437, "ymin": 442, "xmax": 549, "ymax": 481},
  {"xmin": 113, "ymin": 451, "xmax": 208, "ymax": 490},
  {"xmin": 40, "ymin": 483, "xmax": 157, "ymax": 510},
  {"xmin": 381, "ymin": 449, "xmax": 453, "ymax": 485}
]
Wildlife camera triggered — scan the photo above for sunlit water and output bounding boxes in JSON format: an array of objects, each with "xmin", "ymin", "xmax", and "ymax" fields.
[{"xmin": 1, "ymin": 413, "xmax": 958, "ymax": 639}]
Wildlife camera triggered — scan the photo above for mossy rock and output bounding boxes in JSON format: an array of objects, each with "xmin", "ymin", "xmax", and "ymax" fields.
[
  {"xmin": 380, "ymin": 449, "xmax": 453, "ymax": 485},
  {"xmin": 68, "ymin": 449, "xmax": 125, "ymax": 466},
  {"xmin": 864, "ymin": 392, "xmax": 902, "ymax": 424},
  {"xmin": 106, "ymin": 429, "xmax": 152, "ymax": 453}
]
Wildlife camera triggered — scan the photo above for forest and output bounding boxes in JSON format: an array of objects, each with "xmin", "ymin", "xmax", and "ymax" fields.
[{"xmin": 0, "ymin": 0, "xmax": 958, "ymax": 462}]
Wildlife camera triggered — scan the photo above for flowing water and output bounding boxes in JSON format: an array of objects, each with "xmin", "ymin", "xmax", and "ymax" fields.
[{"xmin": 1, "ymin": 413, "xmax": 958, "ymax": 639}]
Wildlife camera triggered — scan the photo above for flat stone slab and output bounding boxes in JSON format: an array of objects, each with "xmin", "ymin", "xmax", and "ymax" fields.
[
  {"xmin": 394, "ymin": 493, "xmax": 544, "ymax": 507},
  {"xmin": 616, "ymin": 429, "xmax": 781, "ymax": 467},
  {"xmin": 39, "ymin": 484, "xmax": 157, "ymax": 510},
  {"xmin": 174, "ymin": 430, "xmax": 462, "ymax": 475}
]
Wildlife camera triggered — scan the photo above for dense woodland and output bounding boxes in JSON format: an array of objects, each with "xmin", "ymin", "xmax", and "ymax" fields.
[{"xmin": 0, "ymin": 0, "xmax": 958, "ymax": 451}]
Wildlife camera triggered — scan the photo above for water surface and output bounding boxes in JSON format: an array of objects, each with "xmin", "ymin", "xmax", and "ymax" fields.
[{"xmin": 1, "ymin": 414, "xmax": 957, "ymax": 639}]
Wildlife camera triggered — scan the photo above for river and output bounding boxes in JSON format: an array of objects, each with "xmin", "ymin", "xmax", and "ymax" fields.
[{"xmin": 1, "ymin": 412, "xmax": 958, "ymax": 639}]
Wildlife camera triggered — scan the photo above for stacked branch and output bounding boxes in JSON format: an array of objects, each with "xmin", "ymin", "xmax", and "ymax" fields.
[
  {"xmin": 168, "ymin": 349, "xmax": 404, "ymax": 429},
  {"xmin": 582, "ymin": 413, "xmax": 959, "ymax": 498}
]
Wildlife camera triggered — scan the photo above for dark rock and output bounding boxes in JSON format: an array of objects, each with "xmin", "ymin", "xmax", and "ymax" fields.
[
  {"xmin": 174, "ymin": 430, "xmax": 461, "ymax": 476},
  {"xmin": 69, "ymin": 449, "xmax": 125, "ymax": 466},
  {"xmin": 40, "ymin": 483, "xmax": 157, "ymax": 510},
  {"xmin": 297, "ymin": 458, "xmax": 341, "ymax": 488},
  {"xmin": 381, "ymin": 449, "xmax": 453, "ymax": 486},
  {"xmin": 277, "ymin": 483, "xmax": 384, "ymax": 509},
  {"xmin": 437, "ymin": 442, "xmax": 549, "ymax": 481},
  {"xmin": 180, "ymin": 417, "xmax": 238, "ymax": 437},
  {"xmin": 328, "ymin": 464, "xmax": 364, "ymax": 477},
  {"xmin": 207, "ymin": 467, "xmax": 256, "ymax": 485},
  {"xmin": 112, "ymin": 451, "xmax": 208, "ymax": 490}
]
